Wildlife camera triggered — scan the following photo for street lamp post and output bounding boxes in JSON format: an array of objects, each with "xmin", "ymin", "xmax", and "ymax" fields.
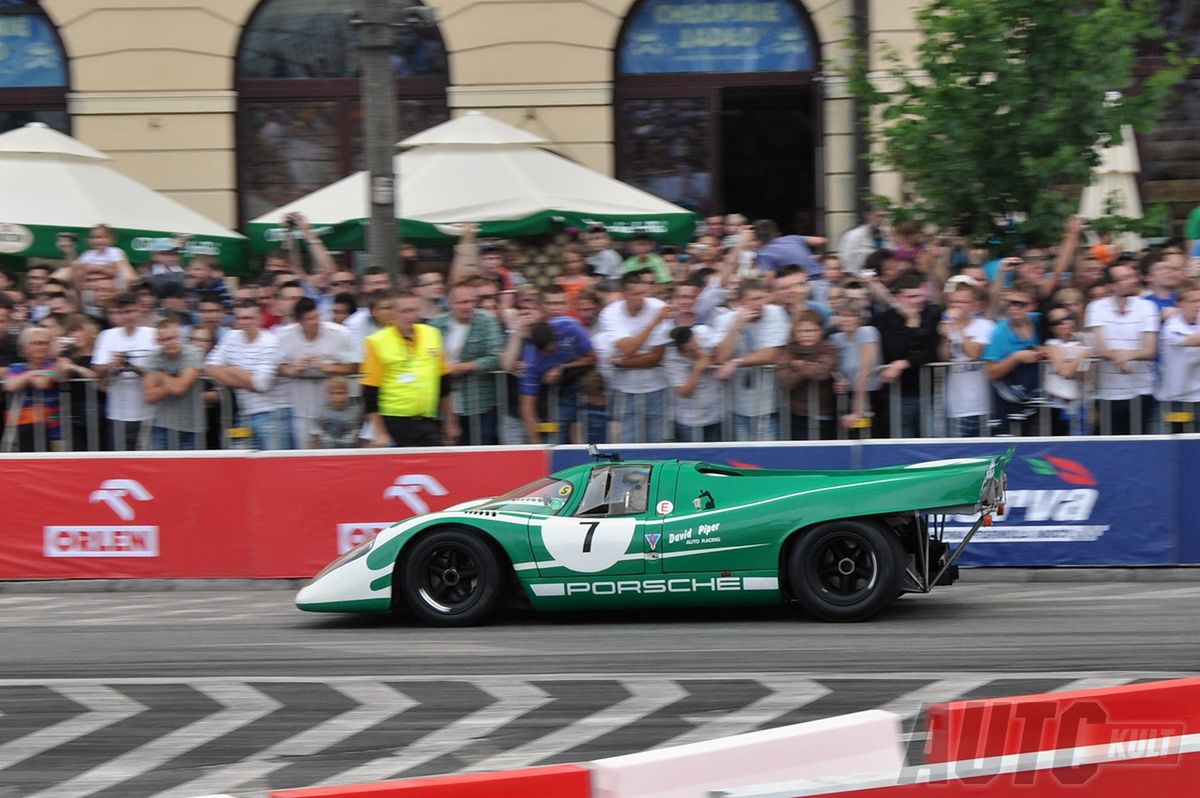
[
  {"xmin": 357, "ymin": 0, "xmax": 399, "ymax": 287},
  {"xmin": 355, "ymin": 2, "xmax": 437, "ymax": 288}
]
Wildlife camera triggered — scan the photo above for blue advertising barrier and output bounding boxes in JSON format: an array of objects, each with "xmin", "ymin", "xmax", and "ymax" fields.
[
  {"xmin": 859, "ymin": 439, "xmax": 1178, "ymax": 567},
  {"xmin": 1177, "ymin": 437, "xmax": 1200, "ymax": 565},
  {"xmin": 553, "ymin": 438, "xmax": 1199, "ymax": 567}
]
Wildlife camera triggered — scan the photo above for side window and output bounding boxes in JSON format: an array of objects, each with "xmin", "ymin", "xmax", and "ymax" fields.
[
  {"xmin": 576, "ymin": 466, "xmax": 651, "ymax": 517},
  {"xmin": 577, "ymin": 468, "xmax": 612, "ymax": 516}
]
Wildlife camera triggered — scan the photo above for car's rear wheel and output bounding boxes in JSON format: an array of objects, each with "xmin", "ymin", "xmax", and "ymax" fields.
[
  {"xmin": 789, "ymin": 520, "xmax": 904, "ymax": 621},
  {"xmin": 400, "ymin": 528, "xmax": 502, "ymax": 627}
]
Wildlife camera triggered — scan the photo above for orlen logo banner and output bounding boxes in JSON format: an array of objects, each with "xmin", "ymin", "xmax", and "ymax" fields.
[
  {"xmin": 859, "ymin": 440, "xmax": 1177, "ymax": 567},
  {"xmin": 0, "ymin": 456, "xmax": 255, "ymax": 578},
  {"xmin": 246, "ymin": 449, "xmax": 548, "ymax": 578},
  {"xmin": 44, "ymin": 479, "xmax": 159, "ymax": 557}
]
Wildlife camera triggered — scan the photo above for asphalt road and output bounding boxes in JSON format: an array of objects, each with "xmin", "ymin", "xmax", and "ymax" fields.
[{"xmin": 0, "ymin": 579, "xmax": 1197, "ymax": 797}]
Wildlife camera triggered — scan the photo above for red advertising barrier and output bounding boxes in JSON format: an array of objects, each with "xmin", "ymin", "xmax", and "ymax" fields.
[
  {"xmin": 0, "ymin": 454, "xmax": 256, "ymax": 579},
  {"xmin": 732, "ymin": 751, "xmax": 1200, "ymax": 797},
  {"xmin": 244, "ymin": 448, "xmax": 548, "ymax": 578},
  {"xmin": 267, "ymin": 764, "xmax": 591, "ymax": 798},
  {"xmin": 0, "ymin": 448, "xmax": 548, "ymax": 579},
  {"xmin": 925, "ymin": 677, "xmax": 1200, "ymax": 764}
]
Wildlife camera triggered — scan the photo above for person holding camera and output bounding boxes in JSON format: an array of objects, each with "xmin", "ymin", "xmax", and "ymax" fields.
[{"xmin": 93, "ymin": 293, "xmax": 158, "ymax": 450}]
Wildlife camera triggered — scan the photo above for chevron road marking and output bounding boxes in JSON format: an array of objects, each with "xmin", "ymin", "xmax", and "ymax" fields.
[
  {"xmin": 317, "ymin": 678, "xmax": 553, "ymax": 786},
  {"xmin": 25, "ymin": 683, "xmax": 281, "ymax": 798},
  {"xmin": 655, "ymin": 675, "xmax": 832, "ymax": 749},
  {"xmin": 153, "ymin": 682, "xmax": 419, "ymax": 798},
  {"xmin": 464, "ymin": 678, "xmax": 689, "ymax": 773},
  {"xmin": 875, "ymin": 676, "xmax": 996, "ymax": 720},
  {"xmin": 0, "ymin": 685, "xmax": 146, "ymax": 773}
]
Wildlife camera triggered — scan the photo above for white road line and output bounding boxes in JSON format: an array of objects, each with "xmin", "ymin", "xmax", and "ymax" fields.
[
  {"xmin": 25, "ymin": 683, "xmax": 281, "ymax": 798},
  {"xmin": 153, "ymin": 682, "xmax": 417, "ymax": 798},
  {"xmin": 0, "ymin": 685, "xmax": 145, "ymax": 772},
  {"xmin": 0, "ymin": 671, "xmax": 1189, "ymax": 687},
  {"xmin": 464, "ymin": 678, "xmax": 689, "ymax": 773},
  {"xmin": 319, "ymin": 678, "xmax": 552, "ymax": 785},
  {"xmin": 655, "ymin": 675, "xmax": 832, "ymax": 748},
  {"xmin": 874, "ymin": 677, "xmax": 995, "ymax": 720}
]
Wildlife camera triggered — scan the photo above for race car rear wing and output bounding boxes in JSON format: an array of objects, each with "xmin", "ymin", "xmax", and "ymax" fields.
[{"xmin": 909, "ymin": 448, "xmax": 1012, "ymax": 593}]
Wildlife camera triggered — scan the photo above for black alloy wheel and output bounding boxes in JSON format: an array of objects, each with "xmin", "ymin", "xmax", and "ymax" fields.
[
  {"xmin": 789, "ymin": 520, "xmax": 904, "ymax": 622},
  {"xmin": 400, "ymin": 528, "xmax": 502, "ymax": 626}
]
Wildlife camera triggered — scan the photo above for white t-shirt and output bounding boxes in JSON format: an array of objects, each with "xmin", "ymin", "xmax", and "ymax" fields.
[
  {"xmin": 1157, "ymin": 314, "xmax": 1200, "ymax": 402},
  {"xmin": 344, "ymin": 309, "xmax": 382, "ymax": 359},
  {"xmin": 205, "ymin": 328, "xmax": 287, "ymax": 415},
  {"xmin": 78, "ymin": 247, "xmax": 130, "ymax": 290},
  {"xmin": 1044, "ymin": 338, "xmax": 1088, "ymax": 404},
  {"xmin": 711, "ymin": 304, "xmax": 790, "ymax": 416},
  {"xmin": 945, "ymin": 317, "xmax": 995, "ymax": 418},
  {"xmin": 444, "ymin": 318, "xmax": 470, "ymax": 362},
  {"xmin": 92, "ymin": 326, "xmax": 157, "ymax": 422},
  {"xmin": 1085, "ymin": 296, "xmax": 1160, "ymax": 399},
  {"xmin": 598, "ymin": 297, "xmax": 671, "ymax": 394},
  {"xmin": 275, "ymin": 322, "xmax": 357, "ymax": 429},
  {"xmin": 587, "ymin": 249, "xmax": 623, "ymax": 280},
  {"xmin": 837, "ymin": 223, "xmax": 887, "ymax": 275}
]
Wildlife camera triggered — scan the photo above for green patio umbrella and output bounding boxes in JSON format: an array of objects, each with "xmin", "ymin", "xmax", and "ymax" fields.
[
  {"xmin": 0, "ymin": 123, "xmax": 248, "ymax": 271},
  {"xmin": 246, "ymin": 112, "xmax": 697, "ymax": 253}
]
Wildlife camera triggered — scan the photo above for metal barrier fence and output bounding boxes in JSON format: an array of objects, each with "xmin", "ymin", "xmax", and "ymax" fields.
[{"xmin": 3, "ymin": 363, "xmax": 1196, "ymax": 452}]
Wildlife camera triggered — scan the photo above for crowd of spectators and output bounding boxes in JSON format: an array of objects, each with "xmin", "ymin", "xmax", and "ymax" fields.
[{"xmin": 3, "ymin": 208, "xmax": 1200, "ymax": 452}]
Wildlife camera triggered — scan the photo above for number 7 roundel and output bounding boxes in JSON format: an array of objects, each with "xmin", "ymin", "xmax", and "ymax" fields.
[{"xmin": 536, "ymin": 516, "xmax": 640, "ymax": 573}]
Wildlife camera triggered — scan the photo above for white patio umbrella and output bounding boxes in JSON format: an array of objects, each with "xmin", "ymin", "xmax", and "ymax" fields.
[
  {"xmin": 1079, "ymin": 123, "xmax": 1144, "ymax": 251},
  {"xmin": 0, "ymin": 122, "xmax": 246, "ymax": 268},
  {"xmin": 246, "ymin": 111, "xmax": 696, "ymax": 252}
]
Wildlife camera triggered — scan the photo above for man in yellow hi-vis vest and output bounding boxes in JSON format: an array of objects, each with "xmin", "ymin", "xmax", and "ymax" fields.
[{"xmin": 361, "ymin": 292, "xmax": 458, "ymax": 446}]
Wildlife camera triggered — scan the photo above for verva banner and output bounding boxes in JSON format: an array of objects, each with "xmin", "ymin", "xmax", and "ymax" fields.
[
  {"xmin": 0, "ymin": 449, "xmax": 548, "ymax": 579},
  {"xmin": 859, "ymin": 439, "xmax": 1178, "ymax": 567}
]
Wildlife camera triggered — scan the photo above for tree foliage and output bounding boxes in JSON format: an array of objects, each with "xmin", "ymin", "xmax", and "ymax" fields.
[{"xmin": 847, "ymin": 0, "xmax": 1191, "ymax": 244}]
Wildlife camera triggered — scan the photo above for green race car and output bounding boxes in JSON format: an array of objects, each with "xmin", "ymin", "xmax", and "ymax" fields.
[{"xmin": 297, "ymin": 448, "xmax": 1011, "ymax": 625}]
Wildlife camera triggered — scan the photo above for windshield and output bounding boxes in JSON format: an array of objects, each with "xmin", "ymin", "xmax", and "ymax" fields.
[{"xmin": 477, "ymin": 476, "xmax": 576, "ymax": 515}]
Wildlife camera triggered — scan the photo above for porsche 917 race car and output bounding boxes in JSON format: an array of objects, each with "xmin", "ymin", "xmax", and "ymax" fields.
[{"xmin": 297, "ymin": 448, "xmax": 1011, "ymax": 625}]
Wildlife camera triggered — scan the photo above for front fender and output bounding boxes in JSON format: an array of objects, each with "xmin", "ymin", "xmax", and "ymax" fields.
[{"xmin": 297, "ymin": 510, "xmax": 534, "ymax": 613}]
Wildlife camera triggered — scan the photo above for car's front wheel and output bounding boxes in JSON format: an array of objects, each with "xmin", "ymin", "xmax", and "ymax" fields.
[
  {"xmin": 789, "ymin": 520, "xmax": 904, "ymax": 621},
  {"xmin": 400, "ymin": 528, "xmax": 502, "ymax": 626}
]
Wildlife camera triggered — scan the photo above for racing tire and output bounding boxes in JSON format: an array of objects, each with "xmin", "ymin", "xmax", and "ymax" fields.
[
  {"xmin": 400, "ymin": 528, "xmax": 503, "ymax": 627},
  {"xmin": 789, "ymin": 520, "xmax": 904, "ymax": 622}
]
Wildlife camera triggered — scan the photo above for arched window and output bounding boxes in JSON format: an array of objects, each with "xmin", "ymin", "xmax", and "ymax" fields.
[
  {"xmin": 236, "ymin": 0, "xmax": 449, "ymax": 224},
  {"xmin": 0, "ymin": 0, "xmax": 69, "ymax": 134},
  {"xmin": 614, "ymin": 0, "xmax": 821, "ymax": 231}
]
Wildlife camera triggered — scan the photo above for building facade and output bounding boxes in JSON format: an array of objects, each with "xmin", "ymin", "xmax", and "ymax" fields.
[{"xmin": 1, "ymin": 0, "xmax": 1195, "ymax": 247}]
